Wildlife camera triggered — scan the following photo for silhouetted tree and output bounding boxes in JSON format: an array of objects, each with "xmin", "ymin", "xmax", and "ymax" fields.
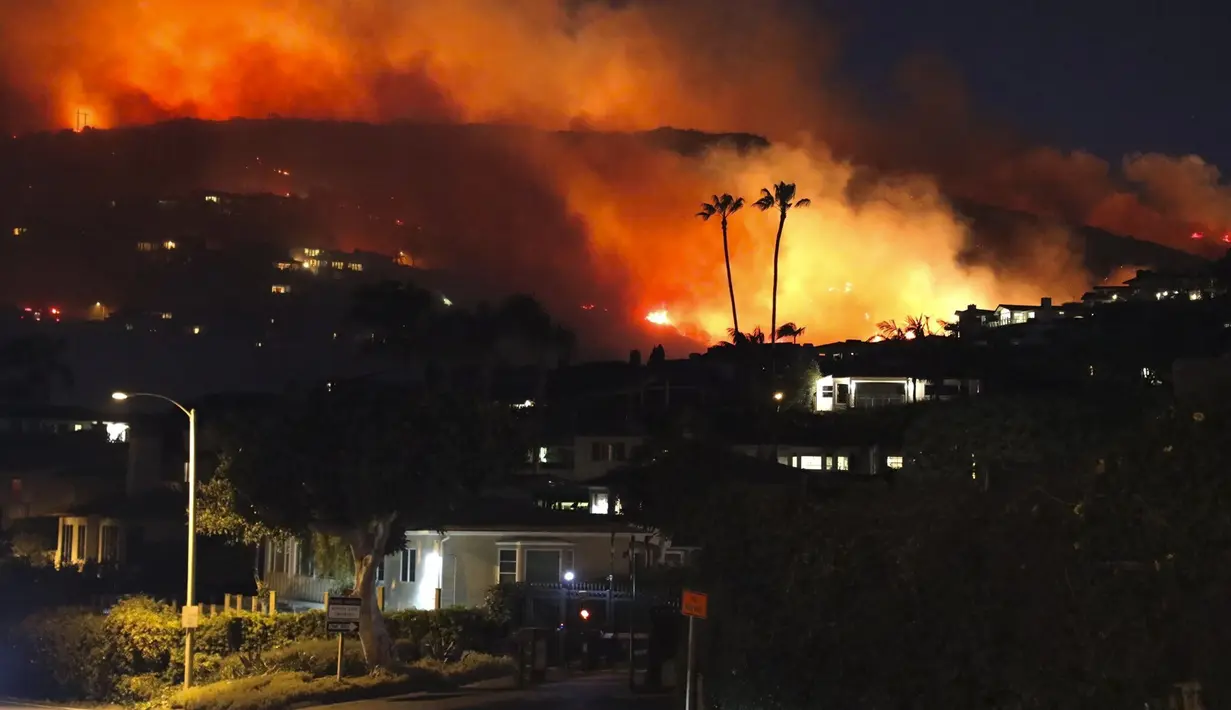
[
  {"xmin": 776, "ymin": 322, "xmax": 806, "ymax": 343},
  {"xmin": 753, "ymin": 182, "xmax": 811, "ymax": 349},
  {"xmin": 203, "ymin": 383, "xmax": 523, "ymax": 669},
  {"xmin": 697, "ymin": 193, "xmax": 746, "ymax": 337}
]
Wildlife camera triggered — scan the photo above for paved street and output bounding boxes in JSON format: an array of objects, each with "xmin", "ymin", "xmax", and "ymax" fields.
[{"xmin": 304, "ymin": 673, "xmax": 674, "ymax": 710}]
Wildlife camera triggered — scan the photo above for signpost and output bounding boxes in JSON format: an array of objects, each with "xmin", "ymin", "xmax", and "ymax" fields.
[
  {"xmin": 326, "ymin": 595, "xmax": 362, "ymax": 681},
  {"xmin": 681, "ymin": 590, "xmax": 708, "ymax": 710},
  {"xmin": 180, "ymin": 604, "xmax": 200, "ymax": 630}
]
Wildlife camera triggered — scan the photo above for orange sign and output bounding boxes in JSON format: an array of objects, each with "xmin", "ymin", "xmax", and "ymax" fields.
[{"xmin": 681, "ymin": 589, "xmax": 708, "ymax": 619}]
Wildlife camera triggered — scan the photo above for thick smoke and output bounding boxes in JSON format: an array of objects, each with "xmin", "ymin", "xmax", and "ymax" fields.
[{"xmin": 0, "ymin": 0, "xmax": 1224, "ymax": 346}]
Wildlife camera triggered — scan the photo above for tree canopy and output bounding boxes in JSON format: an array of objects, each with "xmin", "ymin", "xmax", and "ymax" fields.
[{"xmin": 200, "ymin": 381, "xmax": 526, "ymax": 667}]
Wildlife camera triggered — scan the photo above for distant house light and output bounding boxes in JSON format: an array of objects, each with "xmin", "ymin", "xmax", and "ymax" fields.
[
  {"xmin": 11, "ymin": 227, "xmax": 26, "ymax": 236},
  {"xmin": 303, "ymin": 248, "xmax": 321, "ymax": 257},
  {"xmin": 271, "ymin": 284, "xmax": 291, "ymax": 294},
  {"xmin": 204, "ymin": 195, "xmax": 219, "ymax": 203},
  {"xmin": 159, "ymin": 312, "xmax": 173, "ymax": 320},
  {"xmin": 191, "ymin": 326, "xmax": 202, "ymax": 335},
  {"xmin": 348, "ymin": 262, "xmax": 363, "ymax": 271},
  {"xmin": 331, "ymin": 261, "xmax": 345, "ymax": 269},
  {"xmin": 163, "ymin": 240, "xmax": 177, "ymax": 250},
  {"xmin": 276, "ymin": 262, "xmax": 295, "ymax": 270},
  {"xmin": 136, "ymin": 242, "xmax": 154, "ymax": 252}
]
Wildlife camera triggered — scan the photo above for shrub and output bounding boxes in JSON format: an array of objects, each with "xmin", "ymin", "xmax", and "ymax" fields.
[
  {"xmin": 5, "ymin": 607, "xmax": 117, "ymax": 700},
  {"xmin": 106, "ymin": 596, "xmax": 180, "ymax": 676}
]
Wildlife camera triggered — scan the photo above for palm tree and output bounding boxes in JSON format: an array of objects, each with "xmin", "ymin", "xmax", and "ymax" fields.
[
  {"xmin": 697, "ymin": 194, "xmax": 746, "ymax": 337},
  {"xmin": 753, "ymin": 182, "xmax": 811, "ymax": 348},
  {"xmin": 776, "ymin": 322, "xmax": 806, "ymax": 344}
]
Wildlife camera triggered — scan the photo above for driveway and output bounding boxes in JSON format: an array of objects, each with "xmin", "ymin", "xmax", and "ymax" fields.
[{"xmin": 301, "ymin": 673, "xmax": 673, "ymax": 710}]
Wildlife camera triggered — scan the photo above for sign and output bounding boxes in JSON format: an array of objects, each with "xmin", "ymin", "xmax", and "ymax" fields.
[
  {"xmin": 327, "ymin": 621, "xmax": 360, "ymax": 634},
  {"xmin": 327, "ymin": 596, "xmax": 362, "ymax": 622},
  {"xmin": 181, "ymin": 604, "xmax": 200, "ymax": 629},
  {"xmin": 681, "ymin": 589, "xmax": 708, "ymax": 619}
]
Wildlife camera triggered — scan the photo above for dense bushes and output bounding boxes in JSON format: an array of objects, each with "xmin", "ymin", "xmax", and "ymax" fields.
[{"xmin": 0, "ymin": 596, "xmax": 503, "ymax": 702}]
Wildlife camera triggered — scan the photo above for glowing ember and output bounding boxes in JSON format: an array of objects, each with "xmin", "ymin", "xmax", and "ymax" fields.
[
  {"xmin": 645, "ymin": 309, "xmax": 672, "ymax": 326},
  {"xmin": 1192, "ymin": 232, "xmax": 1205, "ymax": 240}
]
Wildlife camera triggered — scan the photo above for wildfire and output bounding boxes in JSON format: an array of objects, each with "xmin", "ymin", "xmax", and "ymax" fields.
[
  {"xmin": 0, "ymin": 0, "xmax": 1120, "ymax": 347},
  {"xmin": 645, "ymin": 310, "xmax": 672, "ymax": 327}
]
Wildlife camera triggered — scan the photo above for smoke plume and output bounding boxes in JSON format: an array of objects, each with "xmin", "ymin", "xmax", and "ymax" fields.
[{"xmin": 0, "ymin": 0, "xmax": 1225, "ymax": 347}]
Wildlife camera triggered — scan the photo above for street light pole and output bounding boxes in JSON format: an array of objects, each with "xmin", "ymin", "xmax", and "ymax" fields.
[{"xmin": 112, "ymin": 392, "xmax": 197, "ymax": 689}]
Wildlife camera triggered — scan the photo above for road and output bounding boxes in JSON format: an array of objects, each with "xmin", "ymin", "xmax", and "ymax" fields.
[{"xmin": 303, "ymin": 673, "xmax": 673, "ymax": 710}]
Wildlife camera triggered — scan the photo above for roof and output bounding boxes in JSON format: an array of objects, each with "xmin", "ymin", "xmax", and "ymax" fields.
[{"xmin": 403, "ymin": 498, "xmax": 645, "ymax": 534}]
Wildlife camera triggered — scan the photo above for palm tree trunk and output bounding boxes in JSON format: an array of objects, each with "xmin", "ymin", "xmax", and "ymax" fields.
[
  {"xmin": 771, "ymin": 211, "xmax": 786, "ymax": 346},
  {"xmin": 722, "ymin": 216, "xmax": 739, "ymax": 336}
]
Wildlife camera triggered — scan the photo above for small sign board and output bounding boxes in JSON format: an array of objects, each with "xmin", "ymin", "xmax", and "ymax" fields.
[
  {"xmin": 681, "ymin": 589, "xmax": 708, "ymax": 619},
  {"xmin": 181, "ymin": 604, "xmax": 200, "ymax": 629},
  {"xmin": 327, "ymin": 621, "xmax": 360, "ymax": 634},
  {"xmin": 327, "ymin": 596, "xmax": 362, "ymax": 622}
]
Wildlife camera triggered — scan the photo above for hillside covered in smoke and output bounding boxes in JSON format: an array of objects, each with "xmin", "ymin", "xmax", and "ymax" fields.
[{"xmin": 0, "ymin": 0, "xmax": 1226, "ymax": 344}]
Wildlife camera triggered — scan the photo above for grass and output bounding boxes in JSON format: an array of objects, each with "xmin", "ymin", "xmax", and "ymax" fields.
[{"xmin": 167, "ymin": 652, "xmax": 517, "ymax": 710}]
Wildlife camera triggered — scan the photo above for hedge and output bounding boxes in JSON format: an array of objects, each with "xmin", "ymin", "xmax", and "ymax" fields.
[{"xmin": 0, "ymin": 596, "xmax": 503, "ymax": 702}]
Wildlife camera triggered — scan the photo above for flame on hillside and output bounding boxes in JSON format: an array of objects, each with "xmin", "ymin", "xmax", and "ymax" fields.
[{"xmin": 0, "ymin": 0, "xmax": 1226, "ymax": 347}]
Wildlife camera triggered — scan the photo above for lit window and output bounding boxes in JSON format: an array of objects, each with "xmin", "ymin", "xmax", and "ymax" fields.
[
  {"xmin": 836, "ymin": 456, "xmax": 850, "ymax": 471},
  {"xmin": 191, "ymin": 326, "xmax": 202, "ymax": 335},
  {"xmin": 348, "ymin": 263, "xmax": 363, "ymax": 271},
  {"xmin": 886, "ymin": 456, "xmax": 904, "ymax": 469},
  {"xmin": 591, "ymin": 491, "xmax": 610, "ymax": 515},
  {"xmin": 12, "ymin": 227, "xmax": 26, "ymax": 236},
  {"xmin": 271, "ymin": 285, "xmax": 291, "ymax": 294},
  {"xmin": 160, "ymin": 312, "xmax": 173, "ymax": 319},
  {"xmin": 276, "ymin": 262, "xmax": 294, "ymax": 270},
  {"xmin": 162, "ymin": 240, "xmax": 177, "ymax": 250},
  {"xmin": 105, "ymin": 423, "xmax": 129, "ymax": 443},
  {"xmin": 1189, "ymin": 291, "xmax": 1203, "ymax": 301},
  {"xmin": 73, "ymin": 423, "xmax": 84, "ymax": 431},
  {"xmin": 331, "ymin": 261, "xmax": 345, "ymax": 270},
  {"xmin": 498, "ymin": 548, "xmax": 517, "ymax": 584},
  {"xmin": 204, "ymin": 195, "xmax": 219, "ymax": 203},
  {"xmin": 799, "ymin": 455, "xmax": 825, "ymax": 470},
  {"xmin": 136, "ymin": 242, "xmax": 154, "ymax": 252},
  {"xmin": 303, "ymin": 248, "xmax": 321, "ymax": 257},
  {"xmin": 399, "ymin": 547, "xmax": 416, "ymax": 583}
]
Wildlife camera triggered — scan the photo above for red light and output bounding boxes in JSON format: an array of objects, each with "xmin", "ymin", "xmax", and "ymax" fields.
[
  {"xmin": 49, "ymin": 307, "xmax": 60, "ymax": 315},
  {"xmin": 1192, "ymin": 232, "xmax": 1205, "ymax": 240},
  {"xmin": 1222, "ymin": 234, "xmax": 1230, "ymax": 244},
  {"xmin": 22, "ymin": 307, "xmax": 31, "ymax": 312},
  {"xmin": 579, "ymin": 609, "xmax": 591, "ymax": 621}
]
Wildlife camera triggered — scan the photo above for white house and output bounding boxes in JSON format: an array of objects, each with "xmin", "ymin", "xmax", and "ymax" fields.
[
  {"xmin": 263, "ymin": 515, "xmax": 659, "ymax": 611},
  {"xmin": 814, "ymin": 375, "xmax": 981, "ymax": 412}
]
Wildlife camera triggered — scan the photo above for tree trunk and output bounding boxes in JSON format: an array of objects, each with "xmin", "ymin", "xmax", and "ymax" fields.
[
  {"xmin": 770, "ymin": 210, "xmax": 786, "ymax": 347},
  {"xmin": 722, "ymin": 216, "xmax": 739, "ymax": 337},
  {"xmin": 348, "ymin": 515, "xmax": 397, "ymax": 669}
]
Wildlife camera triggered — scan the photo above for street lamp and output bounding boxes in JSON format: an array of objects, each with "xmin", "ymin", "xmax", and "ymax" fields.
[{"xmin": 112, "ymin": 391, "xmax": 197, "ymax": 689}]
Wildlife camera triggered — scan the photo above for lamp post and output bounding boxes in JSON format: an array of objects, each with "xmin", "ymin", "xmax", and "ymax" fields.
[{"xmin": 112, "ymin": 391, "xmax": 197, "ymax": 689}]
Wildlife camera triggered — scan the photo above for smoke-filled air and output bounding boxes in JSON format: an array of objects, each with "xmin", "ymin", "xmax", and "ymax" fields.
[{"xmin": 2, "ymin": 0, "xmax": 1230, "ymax": 345}]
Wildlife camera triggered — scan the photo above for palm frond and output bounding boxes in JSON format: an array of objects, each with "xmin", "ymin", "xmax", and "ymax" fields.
[
  {"xmin": 729, "ymin": 196, "xmax": 745, "ymax": 215},
  {"xmin": 794, "ymin": 197, "xmax": 812, "ymax": 208},
  {"xmin": 697, "ymin": 202, "xmax": 717, "ymax": 220},
  {"xmin": 753, "ymin": 187, "xmax": 775, "ymax": 211}
]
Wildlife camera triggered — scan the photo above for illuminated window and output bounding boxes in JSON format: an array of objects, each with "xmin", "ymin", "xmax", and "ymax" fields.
[
  {"xmin": 836, "ymin": 456, "xmax": 849, "ymax": 471},
  {"xmin": 331, "ymin": 261, "xmax": 345, "ymax": 270},
  {"xmin": 348, "ymin": 263, "xmax": 363, "ymax": 271},
  {"xmin": 136, "ymin": 242, "xmax": 154, "ymax": 252},
  {"xmin": 399, "ymin": 547, "xmax": 416, "ymax": 583},
  {"xmin": 591, "ymin": 491, "xmax": 610, "ymax": 515},
  {"xmin": 886, "ymin": 456, "xmax": 904, "ymax": 469},
  {"xmin": 271, "ymin": 285, "xmax": 291, "ymax": 294},
  {"xmin": 798, "ymin": 455, "xmax": 825, "ymax": 470},
  {"xmin": 12, "ymin": 227, "xmax": 26, "ymax": 236},
  {"xmin": 191, "ymin": 326, "xmax": 202, "ymax": 335},
  {"xmin": 204, "ymin": 195, "xmax": 219, "ymax": 203},
  {"xmin": 162, "ymin": 240, "xmax": 177, "ymax": 250},
  {"xmin": 159, "ymin": 312, "xmax": 172, "ymax": 320},
  {"xmin": 303, "ymin": 248, "xmax": 321, "ymax": 257},
  {"xmin": 498, "ymin": 548, "xmax": 517, "ymax": 584},
  {"xmin": 276, "ymin": 262, "xmax": 294, "ymax": 270}
]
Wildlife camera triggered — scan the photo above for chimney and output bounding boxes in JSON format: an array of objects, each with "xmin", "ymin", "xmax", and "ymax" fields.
[
  {"xmin": 1041, "ymin": 297, "xmax": 1053, "ymax": 308},
  {"xmin": 629, "ymin": 349, "xmax": 642, "ymax": 367}
]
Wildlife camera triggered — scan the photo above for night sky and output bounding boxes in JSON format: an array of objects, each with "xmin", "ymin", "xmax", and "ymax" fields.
[{"xmin": 816, "ymin": 0, "xmax": 1228, "ymax": 167}]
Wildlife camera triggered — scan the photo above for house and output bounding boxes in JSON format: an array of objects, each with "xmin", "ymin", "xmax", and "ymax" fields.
[
  {"xmin": 262, "ymin": 504, "xmax": 658, "ymax": 611},
  {"xmin": 814, "ymin": 374, "xmax": 980, "ymax": 412}
]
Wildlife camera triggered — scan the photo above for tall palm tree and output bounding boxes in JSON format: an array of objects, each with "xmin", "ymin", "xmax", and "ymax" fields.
[
  {"xmin": 696, "ymin": 194, "xmax": 746, "ymax": 337},
  {"xmin": 776, "ymin": 322, "xmax": 806, "ymax": 344},
  {"xmin": 753, "ymin": 182, "xmax": 811, "ymax": 348}
]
